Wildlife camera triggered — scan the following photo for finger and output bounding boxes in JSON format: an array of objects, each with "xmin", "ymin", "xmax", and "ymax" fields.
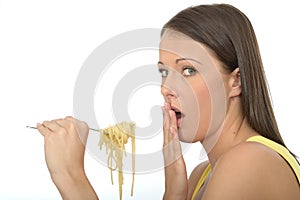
[
  {"xmin": 170, "ymin": 128, "xmax": 183, "ymax": 160},
  {"xmin": 42, "ymin": 120, "xmax": 62, "ymax": 132},
  {"xmin": 54, "ymin": 118, "xmax": 68, "ymax": 129},
  {"xmin": 169, "ymin": 107, "xmax": 181, "ymax": 148},
  {"xmin": 168, "ymin": 108, "xmax": 183, "ymax": 159},
  {"xmin": 168, "ymin": 104, "xmax": 178, "ymax": 139},
  {"xmin": 168, "ymin": 109, "xmax": 178, "ymax": 138},
  {"xmin": 37, "ymin": 123, "xmax": 51, "ymax": 137},
  {"xmin": 162, "ymin": 106, "xmax": 168, "ymax": 145},
  {"xmin": 163, "ymin": 104, "xmax": 171, "ymax": 146}
]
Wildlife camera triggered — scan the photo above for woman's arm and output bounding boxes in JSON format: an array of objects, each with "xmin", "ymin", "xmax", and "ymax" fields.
[
  {"xmin": 51, "ymin": 169, "xmax": 98, "ymax": 200},
  {"xmin": 37, "ymin": 116, "xmax": 98, "ymax": 200},
  {"xmin": 162, "ymin": 103, "xmax": 188, "ymax": 200}
]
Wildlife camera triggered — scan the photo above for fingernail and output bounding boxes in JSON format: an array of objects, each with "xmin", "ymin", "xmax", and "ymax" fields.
[{"xmin": 36, "ymin": 123, "xmax": 41, "ymax": 127}]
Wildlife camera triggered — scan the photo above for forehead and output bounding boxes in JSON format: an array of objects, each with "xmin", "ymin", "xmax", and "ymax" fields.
[{"xmin": 159, "ymin": 31, "xmax": 217, "ymax": 66}]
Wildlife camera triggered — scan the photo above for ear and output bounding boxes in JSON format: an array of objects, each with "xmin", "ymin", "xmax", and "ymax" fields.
[{"xmin": 228, "ymin": 68, "xmax": 241, "ymax": 98}]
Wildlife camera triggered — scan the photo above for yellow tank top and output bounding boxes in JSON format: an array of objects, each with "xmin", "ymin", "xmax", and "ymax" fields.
[{"xmin": 191, "ymin": 135, "xmax": 300, "ymax": 200}]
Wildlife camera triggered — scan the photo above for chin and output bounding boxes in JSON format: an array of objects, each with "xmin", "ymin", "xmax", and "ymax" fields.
[
  {"xmin": 178, "ymin": 128, "xmax": 204, "ymax": 143},
  {"xmin": 178, "ymin": 129, "xmax": 199, "ymax": 143}
]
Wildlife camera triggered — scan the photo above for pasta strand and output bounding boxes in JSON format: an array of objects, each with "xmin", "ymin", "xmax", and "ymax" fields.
[{"xmin": 98, "ymin": 122, "xmax": 136, "ymax": 200}]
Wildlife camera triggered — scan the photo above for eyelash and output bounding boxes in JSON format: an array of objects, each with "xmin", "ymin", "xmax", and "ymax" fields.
[
  {"xmin": 158, "ymin": 66, "xmax": 197, "ymax": 78},
  {"xmin": 158, "ymin": 68, "xmax": 168, "ymax": 78},
  {"xmin": 182, "ymin": 66, "xmax": 197, "ymax": 76}
]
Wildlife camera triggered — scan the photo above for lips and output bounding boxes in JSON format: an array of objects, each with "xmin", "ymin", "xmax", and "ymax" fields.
[{"xmin": 171, "ymin": 106, "xmax": 184, "ymax": 128}]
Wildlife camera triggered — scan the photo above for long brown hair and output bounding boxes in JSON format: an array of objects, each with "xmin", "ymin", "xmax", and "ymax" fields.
[{"xmin": 162, "ymin": 4, "xmax": 296, "ymax": 157}]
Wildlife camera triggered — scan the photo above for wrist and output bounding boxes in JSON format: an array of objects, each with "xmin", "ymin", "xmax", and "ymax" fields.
[
  {"xmin": 163, "ymin": 190, "xmax": 187, "ymax": 200},
  {"xmin": 51, "ymin": 169, "xmax": 98, "ymax": 200},
  {"xmin": 50, "ymin": 168, "xmax": 85, "ymax": 185}
]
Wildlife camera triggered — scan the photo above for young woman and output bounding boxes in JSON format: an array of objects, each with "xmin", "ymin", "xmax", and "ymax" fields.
[
  {"xmin": 160, "ymin": 4, "xmax": 300, "ymax": 200},
  {"xmin": 37, "ymin": 4, "xmax": 300, "ymax": 200}
]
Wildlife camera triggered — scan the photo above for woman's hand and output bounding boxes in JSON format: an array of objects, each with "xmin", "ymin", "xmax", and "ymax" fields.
[
  {"xmin": 162, "ymin": 103, "xmax": 188, "ymax": 200},
  {"xmin": 37, "ymin": 116, "xmax": 98, "ymax": 200}
]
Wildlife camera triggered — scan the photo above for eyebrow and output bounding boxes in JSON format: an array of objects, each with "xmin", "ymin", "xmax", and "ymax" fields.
[{"xmin": 157, "ymin": 58, "xmax": 202, "ymax": 65}]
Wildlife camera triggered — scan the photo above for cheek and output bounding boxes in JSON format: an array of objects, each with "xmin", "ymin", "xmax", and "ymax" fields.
[
  {"xmin": 193, "ymin": 80, "xmax": 212, "ymax": 141},
  {"xmin": 177, "ymin": 77, "xmax": 212, "ymax": 143}
]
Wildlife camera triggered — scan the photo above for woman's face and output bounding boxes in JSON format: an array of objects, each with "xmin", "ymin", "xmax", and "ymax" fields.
[{"xmin": 158, "ymin": 30, "xmax": 227, "ymax": 143}]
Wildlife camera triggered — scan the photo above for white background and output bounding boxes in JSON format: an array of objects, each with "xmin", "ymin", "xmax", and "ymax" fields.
[{"xmin": 0, "ymin": 0, "xmax": 299, "ymax": 199}]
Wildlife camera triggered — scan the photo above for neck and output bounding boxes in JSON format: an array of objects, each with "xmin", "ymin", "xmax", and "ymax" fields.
[{"xmin": 202, "ymin": 98, "xmax": 258, "ymax": 168}]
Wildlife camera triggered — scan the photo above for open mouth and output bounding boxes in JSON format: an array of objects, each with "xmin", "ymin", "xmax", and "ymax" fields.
[{"xmin": 171, "ymin": 106, "xmax": 184, "ymax": 128}]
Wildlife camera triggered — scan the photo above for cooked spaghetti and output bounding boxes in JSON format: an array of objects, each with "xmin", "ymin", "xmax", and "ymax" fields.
[{"xmin": 98, "ymin": 121, "xmax": 136, "ymax": 200}]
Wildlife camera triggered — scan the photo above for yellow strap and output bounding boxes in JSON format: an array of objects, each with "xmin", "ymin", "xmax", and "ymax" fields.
[
  {"xmin": 247, "ymin": 135, "xmax": 300, "ymax": 184},
  {"xmin": 191, "ymin": 164, "xmax": 211, "ymax": 200},
  {"xmin": 191, "ymin": 136, "xmax": 300, "ymax": 199}
]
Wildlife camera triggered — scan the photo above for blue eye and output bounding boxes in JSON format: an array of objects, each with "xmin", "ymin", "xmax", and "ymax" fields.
[
  {"xmin": 183, "ymin": 67, "xmax": 196, "ymax": 76},
  {"xmin": 159, "ymin": 69, "xmax": 168, "ymax": 77}
]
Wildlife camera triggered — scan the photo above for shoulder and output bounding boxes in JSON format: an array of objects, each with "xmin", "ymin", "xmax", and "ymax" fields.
[
  {"xmin": 202, "ymin": 141, "xmax": 300, "ymax": 200},
  {"xmin": 187, "ymin": 160, "xmax": 209, "ymax": 199},
  {"xmin": 189, "ymin": 160, "xmax": 210, "ymax": 181}
]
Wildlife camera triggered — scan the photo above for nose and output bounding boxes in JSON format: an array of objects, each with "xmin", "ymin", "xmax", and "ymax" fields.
[{"xmin": 161, "ymin": 84, "xmax": 177, "ymax": 101}]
